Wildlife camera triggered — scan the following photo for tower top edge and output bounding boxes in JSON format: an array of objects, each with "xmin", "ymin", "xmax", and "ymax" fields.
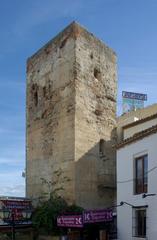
[{"xmin": 27, "ymin": 21, "xmax": 116, "ymax": 64}]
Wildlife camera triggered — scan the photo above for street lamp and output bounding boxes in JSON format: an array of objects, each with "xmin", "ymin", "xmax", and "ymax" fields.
[
  {"xmin": 0, "ymin": 208, "xmax": 32, "ymax": 240},
  {"xmin": 21, "ymin": 209, "xmax": 32, "ymax": 220},
  {"xmin": 0, "ymin": 208, "xmax": 16, "ymax": 240},
  {"xmin": 120, "ymin": 201, "xmax": 135, "ymax": 207},
  {"xmin": 120, "ymin": 201, "xmax": 148, "ymax": 208},
  {"xmin": 0, "ymin": 208, "xmax": 10, "ymax": 219},
  {"xmin": 0, "ymin": 208, "xmax": 15, "ymax": 240},
  {"xmin": 142, "ymin": 193, "xmax": 156, "ymax": 198}
]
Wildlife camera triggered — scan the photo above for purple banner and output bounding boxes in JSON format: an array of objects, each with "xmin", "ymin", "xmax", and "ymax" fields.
[
  {"xmin": 0, "ymin": 199, "xmax": 32, "ymax": 226},
  {"xmin": 57, "ymin": 215, "xmax": 83, "ymax": 228},
  {"xmin": 83, "ymin": 209, "xmax": 113, "ymax": 224}
]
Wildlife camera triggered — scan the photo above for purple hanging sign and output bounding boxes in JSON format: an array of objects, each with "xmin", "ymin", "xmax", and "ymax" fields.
[
  {"xmin": 57, "ymin": 215, "xmax": 83, "ymax": 228},
  {"xmin": 83, "ymin": 209, "xmax": 113, "ymax": 224}
]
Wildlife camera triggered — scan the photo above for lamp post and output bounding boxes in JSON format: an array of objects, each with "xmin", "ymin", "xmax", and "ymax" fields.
[
  {"xmin": 142, "ymin": 193, "xmax": 156, "ymax": 198},
  {"xmin": 120, "ymin": 201, "xmax": 135, "ymax": 207},
  {"xmin": 0, "ymin": 208, "xmax": 15, "ymax": 239},
  {"xmin": 0, "ymin": 208, "xmax": 10, "ymax": 219},
  {"xmin": 21, "ymin": 209, "xmax": 32, "ymax": 220},
  {"xmin": 11, "ymin": 212, "xmax": 15, "ymax": 240},
  {"xmin": 0, "ymin": 208, "xmax": 32, "ymax": 240},
  {"xmin": 120, "ymin": 201, "xmax": 148, "ymax": 208}
]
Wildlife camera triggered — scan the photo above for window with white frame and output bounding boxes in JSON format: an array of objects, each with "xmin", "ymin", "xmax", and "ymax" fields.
[{"xmin": 132, "ymin": 207, "xmax": 147, "ymax": 238}]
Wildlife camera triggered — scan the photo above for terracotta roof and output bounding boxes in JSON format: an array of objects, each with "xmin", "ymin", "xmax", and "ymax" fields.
[
  {"xmin": 122, "ymin": 113, "xmax": 157, "ymax": 129},
  {"xmin": 116, "ymin": 124, "xmax": 157, "ymax": 149}
]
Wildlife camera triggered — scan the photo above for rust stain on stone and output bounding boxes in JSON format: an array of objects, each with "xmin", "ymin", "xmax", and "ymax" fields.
[{"xmin": 71, "ymin": 24, "xmax": 82, "ymax": 40}]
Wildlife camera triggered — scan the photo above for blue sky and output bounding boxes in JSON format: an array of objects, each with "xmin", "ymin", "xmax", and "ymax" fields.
[{"xmin": 0, "ymin": 0, "xmax": 157, "ymax": 197}]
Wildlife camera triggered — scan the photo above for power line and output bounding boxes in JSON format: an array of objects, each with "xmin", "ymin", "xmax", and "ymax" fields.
[{"xmin": 117, "ymin": 166, "xmax": 157, "ymax": 184}]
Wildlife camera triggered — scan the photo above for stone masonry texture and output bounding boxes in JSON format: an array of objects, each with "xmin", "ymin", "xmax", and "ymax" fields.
[{"xmin": 26, "ymin": 22, "xmax": 117, "ymax": 209}]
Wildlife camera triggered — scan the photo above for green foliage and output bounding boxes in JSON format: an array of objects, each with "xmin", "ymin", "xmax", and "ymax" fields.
[
  {"xmin": 32, "ymin": 169, "xmax": 84, "ymax": 236},
  {"xmin": 65, "ymin": 204, "xmax": 84, "ymax": 214},
  {"xmin": 0, "ymin": 233, "xmax": 10, "ymax": 240},
  {"xmin": 32, "ymin": 196, "xmax": 84, "ymax": 235},
  {"xmin": 32, "ymin": 195, "xmax": 68, "ymax": 235}
]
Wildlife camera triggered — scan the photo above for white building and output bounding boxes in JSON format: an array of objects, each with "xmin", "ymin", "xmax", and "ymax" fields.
[{"xmin": 117, "ymin": 112, "xmax": 157, "ymax": 240}]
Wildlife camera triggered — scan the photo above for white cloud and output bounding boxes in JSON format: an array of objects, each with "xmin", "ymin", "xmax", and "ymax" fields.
[
  {"xmin": 0, "ymin": 156, "xmax": 24, "ymax": 166},
  {"xmin": 0, "ymin": 170, "xmax": 25, "ymax": 197},
  {"xmin": 0, "ymin": 171, "xmax": 24, "ymax": 182},
  {"xmin": 0, "ymin": 185, "xmax": 25, "ymax": 197}
]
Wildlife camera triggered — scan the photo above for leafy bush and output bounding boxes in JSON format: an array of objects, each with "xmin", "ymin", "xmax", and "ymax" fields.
[
  {"xmin": 32, "ymin": 195, "xmax": 67, "ymax": 235},
  {"xmin": 32, "ymin": 170, "xmax": 84, "ymax": 236},
  {"xmin": 32, "ymin": 196, "xmax": 84, "ymax": 236}
]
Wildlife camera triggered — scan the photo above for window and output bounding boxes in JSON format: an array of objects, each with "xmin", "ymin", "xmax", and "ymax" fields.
[
  {"xmin": 34, "ymin": 90, "xmax": 38, "ymax": 106},
  {"xmin": 94, "ymin": 68, "xmax": 101, "ymax": 81},
  {"xmin": 134, "ymin": 155, "xmax": 148, "ymax": 194},
  {"xmin": 99, "ymin": 139, "xmax": 104, "ymax": 156},
  {"xmin": 133, "ymin": 208, "xmax": 146, "ymax": 238}
]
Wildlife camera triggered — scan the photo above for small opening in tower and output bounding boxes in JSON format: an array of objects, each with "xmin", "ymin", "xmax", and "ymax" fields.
[
  {"xmin": 32, "ymin": 84, "xmax": 35, "ymax": 91},
  {"xmin": 99, "ymin": 139, "xmax": 104, "ymax": 156},
  {"xmin": 90, "ymin": 52, "xmax": 93, "ymax": 59},
  {"xmin": 43, "ymin": 86, "xmax": 46, "ymax": 97},
  {"xmin": 34, "ymin": 90, "xmax": 38, "ymax": 106},
  {"xmin": 94, "ymin": 68, "xmax": 101, "ymax": 80}
]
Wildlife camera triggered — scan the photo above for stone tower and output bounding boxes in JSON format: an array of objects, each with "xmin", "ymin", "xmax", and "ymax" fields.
[{"xmin": 26, "ymin": 22, "xmax": 117, "ymax": 209}]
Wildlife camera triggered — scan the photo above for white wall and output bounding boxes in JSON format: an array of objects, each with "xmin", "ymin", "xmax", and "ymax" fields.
[
  {"xmin": 117, "ymin": 133, "xmax": 157, "ymax": 240},
  {"xmin": 124, "ymin": 118, "xmax": 157, "ymax": 139}
]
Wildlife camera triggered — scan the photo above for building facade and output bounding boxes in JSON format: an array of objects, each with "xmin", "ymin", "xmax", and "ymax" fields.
[
  {"xmin": 117, "ymin": 103, "xmax": 157, "ymax": 144},
  {"xmin": 117, "ymin": 112, "xmax": 157, "ymax": 239},
  {"xmin": 26, "ymin": 22, "xmax": 117, "ymax": 209}
]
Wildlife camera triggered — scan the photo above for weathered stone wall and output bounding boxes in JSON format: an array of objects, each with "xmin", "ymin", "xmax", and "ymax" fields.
[
  {"xmin": 26, "ymin": 24, "xmax": 77, "ymax": 202},
  {"xmin": 26, "ymin": 22, "xmax": 117, "ymax": 208},
  {"xmin": 74, "ymin": 25, "xmax": 117, "ymax": 208}
]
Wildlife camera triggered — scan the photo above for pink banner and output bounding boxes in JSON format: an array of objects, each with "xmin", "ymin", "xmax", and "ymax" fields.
[
  {"xmin": 1, "ymin": 200, "xmax": 31, "ymax": 209},
  {"xmin": 57, "ymin": 215, "xmax": 83, "ymax": 228},
  {"xmin": 57, "ymin": 209, "xmax": 113, "ymax": 228},
  {"xmin": 0, "ymin": 200, "xmax": 32, "ymax": 223},
  {"xmin": 83, "ymin": 209, "xmax": 113, "ymax": 224}
]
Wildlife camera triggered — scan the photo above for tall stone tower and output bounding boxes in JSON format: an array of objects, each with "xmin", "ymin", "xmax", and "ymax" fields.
[{"xmin": 26, "ymin": 22, "xmax": 117, "ymax": 209}]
